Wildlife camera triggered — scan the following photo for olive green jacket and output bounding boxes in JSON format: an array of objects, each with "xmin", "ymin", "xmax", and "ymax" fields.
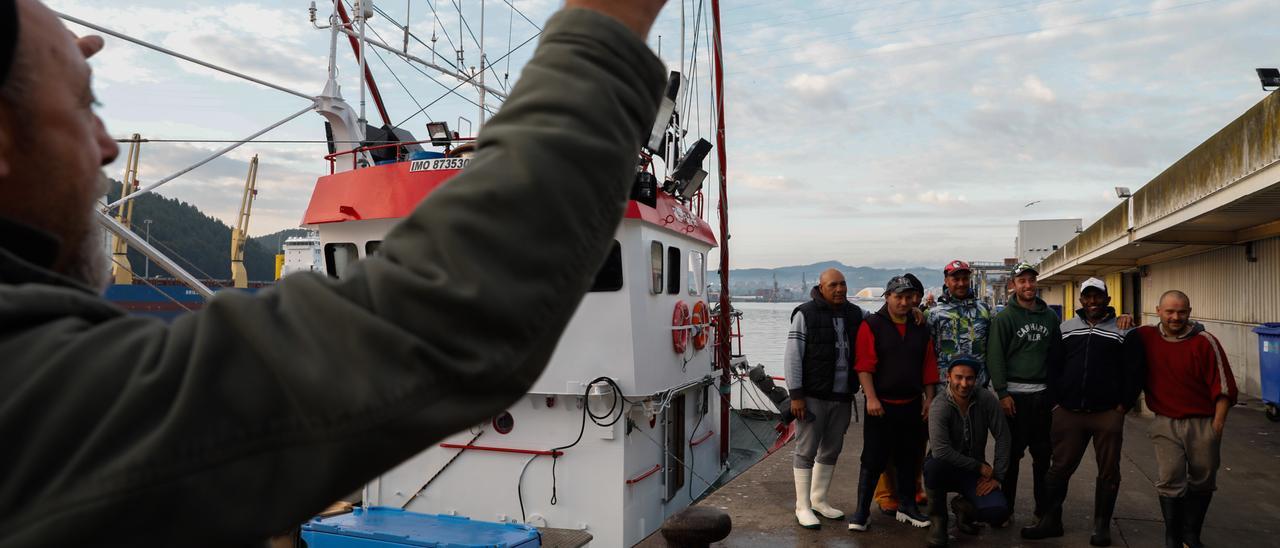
[{"xmin": 0, "ymin": 9, "xmax": 662, "ymax": 546}]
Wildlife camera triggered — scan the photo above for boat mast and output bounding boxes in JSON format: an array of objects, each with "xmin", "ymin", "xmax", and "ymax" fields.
[{"xmin": 710, "ymin": 0, "xmax": 731, "ymax": 465}]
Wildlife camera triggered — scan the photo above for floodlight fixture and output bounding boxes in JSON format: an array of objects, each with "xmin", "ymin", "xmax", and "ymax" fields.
[
  {"xmin": 671, "ymin": 138, "xmax": 714, "ymax": 183},
  {"xmin": 1256, "ymin": 68, "xmax": 1280, "ymax": 91},
  {"xmin": 679, "ymin": 169, "xmax": 707, "ymax": 201},
  {"xmin": 426, "ymin": 121, "xmax": 452, "ymax": 147},
  {"xmin": 1114, "ymin": 186, "xmax": 1132, "ymax": 199},
  {"xmin": 646, "ymin": 72, "xmax": 686, "ymax": 153}
]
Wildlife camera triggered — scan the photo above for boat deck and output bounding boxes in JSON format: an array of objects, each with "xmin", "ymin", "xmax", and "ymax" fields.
[{"xmin": 640, "ymin": 399, "xmax": 1280, "ymax": 547}]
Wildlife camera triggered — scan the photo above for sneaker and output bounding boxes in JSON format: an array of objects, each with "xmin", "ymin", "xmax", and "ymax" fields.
[
  {"xmin": 878, "ymin": 504, "xmax": 898, "ymax": 517},
  {"xmin": 896, "ymin": 505, "xmax": 931, "ymax": 528},
  {"xmin": 848, "ymin": 510, "xmax": 870, "ymax": 532}
]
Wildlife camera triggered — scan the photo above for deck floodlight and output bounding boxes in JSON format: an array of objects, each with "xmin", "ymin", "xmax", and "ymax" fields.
[
  {"xmin": 679, "ymin": 169, "xmax": 707, "ymax": 201},
  {"xmin": 1114, "ymin": 186, "xmax": 1131, "ymax": 199},
  {"xmin": 671, "ymin": 138, "xmax": 713, "ymax": 184},
  {"xmin": 1256, "ymin": 68, "xmax": 1280, "ymax": 91},
  {"xmin": 646, "ymin": 72, "xmax": 685, "ymax": 153},
  {"xmin": 426, "ymin": 121, "xmax": 452, "ymax": 147}
]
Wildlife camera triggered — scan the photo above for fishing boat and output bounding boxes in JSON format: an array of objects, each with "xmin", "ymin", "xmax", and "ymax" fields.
[{"xmin": 71, "ymin": 0, "xmax": 791, "ymax": 544}]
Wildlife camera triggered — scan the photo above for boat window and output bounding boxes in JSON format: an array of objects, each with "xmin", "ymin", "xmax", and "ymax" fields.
[
  {"xmin": 666, "ymin": 246, "xmax": 681, "ymax": 295},
  {"xmin": 324, "ymin": 243, "xmax": 359, "ymax": 279},
  {"xmin": 365, "ymin": 240, "xmax": 382, "ymax": 256},
  {"xmin": 589, "ymin": 241, "xmax": 623, "ymax": 292},
  {"xmin": 688, "ymin": 251, "xmax": 704, "ymax": 296},
  {"xmin": 650, "ymin": 241, "xmax": 664, "ymax": 294}
]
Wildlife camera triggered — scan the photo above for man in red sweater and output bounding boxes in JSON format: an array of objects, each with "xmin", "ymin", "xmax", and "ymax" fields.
[
  {"xmin": 847, "ymin": 275, "xmax": 939, "ymax": 532},
  {"xmin": 1136, "ymin": 290, "xmax": 1238, "ymax": 548}
]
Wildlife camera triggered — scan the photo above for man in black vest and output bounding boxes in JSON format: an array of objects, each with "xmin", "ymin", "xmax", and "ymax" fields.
[
  {"xmin": 785, "ymin": 268, "xmax": 863, "ymax": 529},
  {"xmin": 848, "ymin": 275, "xmax": 940, "ymax": 532}
]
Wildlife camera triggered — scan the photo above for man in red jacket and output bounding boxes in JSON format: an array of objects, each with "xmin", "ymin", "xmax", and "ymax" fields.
[{"xmin": 1136, "ymin": 290, "xmax": 1238, "ymax": 548}]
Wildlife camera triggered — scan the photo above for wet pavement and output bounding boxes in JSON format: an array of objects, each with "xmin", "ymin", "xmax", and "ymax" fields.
[{"xmin": 640, "ymin": 398, "xmax": 1280, "ymax": 547}]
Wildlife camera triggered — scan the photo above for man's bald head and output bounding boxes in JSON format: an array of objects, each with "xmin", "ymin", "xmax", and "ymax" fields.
[
  {"xmin": 818, "ymin": 268, "xmax": 847, "ymax": 307},
  {"xmin": 1159, "ymin": 290, "xmax": 1190, "ymax": 309}
]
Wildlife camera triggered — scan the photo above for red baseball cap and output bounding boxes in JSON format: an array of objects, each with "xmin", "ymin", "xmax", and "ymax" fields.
[{"xmin": 944, "ymin": 260, "xmax": 971, "ymax": 276}]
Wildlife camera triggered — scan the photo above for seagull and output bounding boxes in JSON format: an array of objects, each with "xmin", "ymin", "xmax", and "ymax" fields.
[{"xmin": 1024, "ymin": 200, "xmax": 1042, "ymax": 207}]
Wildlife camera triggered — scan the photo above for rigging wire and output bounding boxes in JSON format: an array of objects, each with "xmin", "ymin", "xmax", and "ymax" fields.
[
  {"xmin": 346, "ymin": 0, "xmax": 494, "ymax": 122},
  {"xmin": 370, "ymin": 2, "xmax": 463, "ymax": 74},
  {"xmin": 448, "ymin": 0, "xmax": 513, "ymax": 95},
  {"xmin": 394, "ymin": 30, "xmax": 540, "ymax": 128}
]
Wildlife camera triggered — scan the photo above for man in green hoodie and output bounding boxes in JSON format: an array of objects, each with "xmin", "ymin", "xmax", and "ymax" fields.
[{"xmin": 986, "ymin": 262, "xmax": 1062, "ymax": 525}]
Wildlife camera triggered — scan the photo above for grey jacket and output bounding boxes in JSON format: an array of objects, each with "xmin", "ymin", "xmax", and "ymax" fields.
[
  {"xmin": 0, "ymin": 9, "xmax": 662, "ymax": 547},
  {"xmin": 928, "ymin": 385, "xmax": 1011, "ymax": 482}
]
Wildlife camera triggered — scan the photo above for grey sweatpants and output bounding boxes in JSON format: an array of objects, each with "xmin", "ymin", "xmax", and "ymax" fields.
[
  {"xmin": 1149, "ymin": 415, "xmax": 1222, "ymax": 498},
  {"xmin": 793, "ymin": 397, "xmax": 853, "ymax": 469}
]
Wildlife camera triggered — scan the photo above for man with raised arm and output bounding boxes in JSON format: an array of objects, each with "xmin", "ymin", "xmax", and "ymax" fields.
[
  {"xmin": 1137, "ymin": 290, "xmax": 1237, "ymax": 548},
  {"xmin": 784, "ymin": 268, "xmax": 863, "ymax": 529},
  {"xmin": 1022, "ymin": 278, "xmax": 1146, "ymax": 546},
  {"xmin": 0, "ymin": 0, "xmax": 669, "ymax": 545}
]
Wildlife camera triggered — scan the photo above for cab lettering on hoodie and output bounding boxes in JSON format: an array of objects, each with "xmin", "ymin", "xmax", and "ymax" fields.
[{"xmin": 1015, "ymin": 323, "xmax": 1049, "ymax": 342}]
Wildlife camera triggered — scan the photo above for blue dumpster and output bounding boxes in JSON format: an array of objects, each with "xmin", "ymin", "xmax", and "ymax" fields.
[{"xmin": 1254, "ymin": 322, "xmax": 1280, "ymax": 422}]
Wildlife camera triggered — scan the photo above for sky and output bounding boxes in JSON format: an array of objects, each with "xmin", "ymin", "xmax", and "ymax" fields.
[{"xmin": 48, "ymin": 0, "xmax": 1280, "ymax": 269}]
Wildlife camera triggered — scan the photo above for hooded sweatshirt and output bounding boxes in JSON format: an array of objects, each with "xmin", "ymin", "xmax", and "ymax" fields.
[
  {"xmin": 987, "ymin": 296, "xmax": 1062, "ymax": 398},
  {"xmin": 1137, "ymin": 321, "xmax": 1239, "ymax": 418},
  {"xmin": 785, "ymin": 285, "xmax": 864, "ymax": 401},
  {"xmin": 928, "ymin": 383, "xmax": 1011, "ymax": 482}
]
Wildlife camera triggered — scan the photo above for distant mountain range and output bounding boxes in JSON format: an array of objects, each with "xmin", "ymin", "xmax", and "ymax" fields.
[{"xmin": 711, "ymin": 260, "xmax": 943, "ymax": 297}]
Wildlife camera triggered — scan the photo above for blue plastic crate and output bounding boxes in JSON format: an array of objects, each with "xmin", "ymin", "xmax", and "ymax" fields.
[{"xmin": 302, "ymin": 507, "xmax": 540, "ymax": 548}]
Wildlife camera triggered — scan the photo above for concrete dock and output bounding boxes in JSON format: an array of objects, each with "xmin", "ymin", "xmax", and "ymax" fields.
[{"xmin": 640, "ymin": 399, "xmax": 1280, "ymax": 547}]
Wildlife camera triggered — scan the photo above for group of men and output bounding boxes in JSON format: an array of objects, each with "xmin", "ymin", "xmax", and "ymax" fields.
[{"xmin": 785, "ymin": 262, "xmax": 1238, "ymax": 547}]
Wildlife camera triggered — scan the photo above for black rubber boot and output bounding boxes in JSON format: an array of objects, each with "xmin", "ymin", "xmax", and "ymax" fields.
[
  {"xmin": 1090, "ymin": 484, "xmax": 1119, "ymax": 546},
  {"xmin": 950, "ymin": 496, "xmax": 979, "ymax": 535},
  {"xmin": 847, "ymin": 467, "xmax": 876, "ymax": 532},
  {"xmin": 1159, "ymin": 496, "xmax": 1185, "ymax": 548},
  {"xmin": 926, "ymin": 488, "xmax": 948, "ymax": 547},
  {"xmin": 1021, "ymin": 485, "xmax": 1064, "ymax": 540},
  {"xmin": 1183, "ymin": 492, "xmax": 1212, "ymax": 548}
]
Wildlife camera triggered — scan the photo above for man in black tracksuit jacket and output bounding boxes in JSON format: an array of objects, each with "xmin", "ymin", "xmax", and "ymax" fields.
[{"xmin": 1023, "ymin": 278, "xmax": 1146, "ymax": 546}]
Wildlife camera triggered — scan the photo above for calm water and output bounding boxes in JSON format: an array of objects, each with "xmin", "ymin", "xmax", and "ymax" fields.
[{"xmin": 734, "ymin": 299, "xmax": 882, "ymax": 378}]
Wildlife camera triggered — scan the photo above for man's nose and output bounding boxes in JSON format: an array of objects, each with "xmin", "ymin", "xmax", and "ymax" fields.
[{"xmin": 95, "ymin": 116, "xmax": 119, "ymax": 166}]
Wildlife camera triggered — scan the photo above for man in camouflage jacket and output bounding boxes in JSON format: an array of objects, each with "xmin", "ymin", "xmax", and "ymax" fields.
[{"xmin": 928, "ymin": 260, "xmax": 992, "ymax": 387}]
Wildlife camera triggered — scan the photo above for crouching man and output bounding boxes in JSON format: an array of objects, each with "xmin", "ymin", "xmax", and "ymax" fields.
[{"xmin": 924, "ymin": 356, "xmax": 1011, "ymax": 547}]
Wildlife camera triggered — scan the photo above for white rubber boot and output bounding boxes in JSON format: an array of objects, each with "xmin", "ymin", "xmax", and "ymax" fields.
[
  {"xmin": 810, "ymin": 463, "xmax": 845, "ymax": 520},
  {"xmin": 794, "ymin": 468, "xmax": 821, "ymax": 529}
]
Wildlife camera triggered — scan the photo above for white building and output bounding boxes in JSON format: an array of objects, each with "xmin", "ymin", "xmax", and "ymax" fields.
[{"xmin": 1016, "ymin": 219, "xmax": 1082, "ymax": 265}]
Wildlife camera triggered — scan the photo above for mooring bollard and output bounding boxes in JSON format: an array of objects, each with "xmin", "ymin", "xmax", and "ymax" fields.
[{"xmin": 660, "ymin": 506, "xmax": 732, "ymax": 548}]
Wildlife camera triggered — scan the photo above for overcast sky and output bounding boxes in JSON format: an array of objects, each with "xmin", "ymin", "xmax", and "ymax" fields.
[{"xmin": 50, "ymin": 0, "xmax": 1279, "ymax": 268}]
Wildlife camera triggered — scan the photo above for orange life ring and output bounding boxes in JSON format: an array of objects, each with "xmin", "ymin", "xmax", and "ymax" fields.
[
  {"xmin": 691, "ymin": 301, "xmax": 709, "ymax": 351},
  {"xmin": 672, "ymin": 301, "xmax": 690, "ymax": 354}
]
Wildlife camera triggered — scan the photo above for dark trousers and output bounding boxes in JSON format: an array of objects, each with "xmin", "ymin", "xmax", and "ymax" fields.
[
  {"xmin": 923, "ymin": 456, "xmax": 1010, "ymax": 524},
  {"xmin": 1047, "ymin": 407, "xmax": 1124, "ymax": 492},
  {"xmin": 1005, "ymin": 391, "xmax": 1053, "ymax": 516},
  {"xmin": 860, "ymin": 399, "xmax": 926, "ymax": 504}
]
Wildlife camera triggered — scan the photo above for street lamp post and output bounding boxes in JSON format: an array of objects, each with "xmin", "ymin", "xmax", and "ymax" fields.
[{"xmin": 143, "ymin": 219, "xmax": 152, "ymax": 278}]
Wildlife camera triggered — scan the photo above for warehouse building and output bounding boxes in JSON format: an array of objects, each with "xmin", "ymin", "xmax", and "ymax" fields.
[{"xmin": 1035, "ymin": 91, "xmax": 1280, "ymax": 397}]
